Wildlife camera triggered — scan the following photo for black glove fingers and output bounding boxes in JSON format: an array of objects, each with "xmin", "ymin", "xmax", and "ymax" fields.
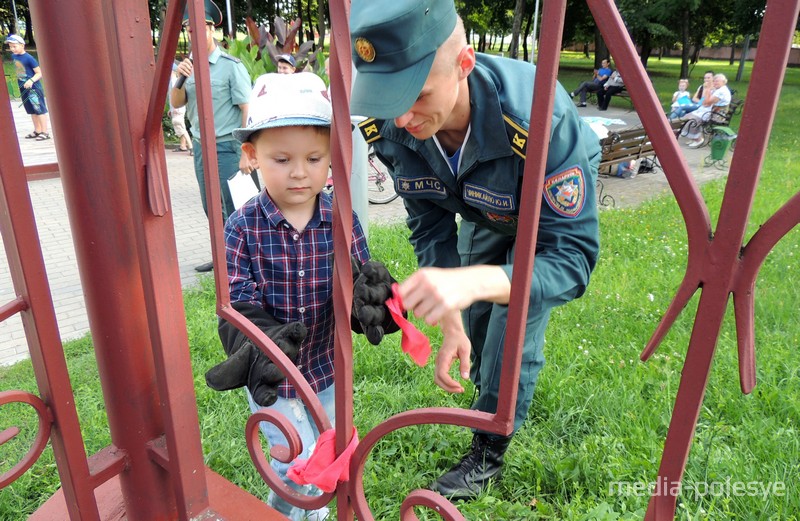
[{"xmin": 365, "ymin": 325, "xmax": 385, "ymax": 345}]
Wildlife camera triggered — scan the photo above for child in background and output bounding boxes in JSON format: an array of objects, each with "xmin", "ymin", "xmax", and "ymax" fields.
[
  {"xmin": 5, "ymin": 34, "xmax": 50, "ymax": 140},
  {"xmin": 205, "ymin": 72, "xmax": 399, "ymax": 520},
  {"xmin": 671, "ymin": 78, "xmax": 691, "ymax": 112}
]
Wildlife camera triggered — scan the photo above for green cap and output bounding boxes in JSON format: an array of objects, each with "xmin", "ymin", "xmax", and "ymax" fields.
[
  {"xmin": 183, "ymin": 0, "xmax": 223, "ymax": 26},
  {"xmin": 350, "ymin": 0, "xmax": 457, "ymax": 119}
]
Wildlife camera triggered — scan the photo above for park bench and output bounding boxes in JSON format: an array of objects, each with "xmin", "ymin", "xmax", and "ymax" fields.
[
  {"xmin": 598, "ymin": 118, "xmax": 685, "ymax": 175},
  {"xmin": 594, "ymin": 119, "xmax": 685, "ymax": 208},
  {"xmin": 678, "ymin": 96, "xmax": 744, "ymax": 147}
]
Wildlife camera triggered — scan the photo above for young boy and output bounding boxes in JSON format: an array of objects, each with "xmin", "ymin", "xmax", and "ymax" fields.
[
  {"xmin": 205, "ymin": 72, "xmax": 398, "ymax": 520},
  {"xmin": 5, "ymin": 34, "xmax": 50, "ymax": 140}
]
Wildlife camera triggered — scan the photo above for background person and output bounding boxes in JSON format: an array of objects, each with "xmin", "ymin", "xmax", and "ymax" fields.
[
  {"xmin": 670, "ymin": 70, "xmax": 713, "ymax": 119},
  {"xmin": 683, "ymin": 73, "xmax": 732, "ymax": 148},
  {"xmin": 276, "ymin": 53, "xmax": 297, "ymax": 74},
  {"xmin": 170, "ymin": 0, "xmax": 256, "ymax": 272},
  {"xmin": 6, "ymin": 34, "xmax": 50, "ymax": 140},
  {"xmin": 569, "ymin": 58, "xmax": 611, "ymax": 107},
  {"xmin": 351, "ymin": 0, "xmax": 601, "ymax": 501},
  {"xmin": 597, "ymin": 70, "xmax": 624, "ymax": 111}
]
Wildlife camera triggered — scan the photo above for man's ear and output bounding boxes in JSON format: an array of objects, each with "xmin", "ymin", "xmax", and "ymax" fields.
[{"xmin": 457, "ymin": 46, "xmax": 476, "ymax": 81}]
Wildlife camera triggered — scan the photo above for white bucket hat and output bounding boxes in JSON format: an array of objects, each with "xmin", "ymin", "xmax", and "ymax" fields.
[{"xmin": 233, "ymin": 72, "xmax": 332, "ymax": 143}]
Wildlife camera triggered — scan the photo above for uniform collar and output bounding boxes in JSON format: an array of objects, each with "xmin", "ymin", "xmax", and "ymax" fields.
[
  {"xmin": 208, "ymin": 45, "xmax": 222, "ymax": 64},
  {"xmin": 257, "ymin": 190, "xmax": 331, "ymax": 230}
]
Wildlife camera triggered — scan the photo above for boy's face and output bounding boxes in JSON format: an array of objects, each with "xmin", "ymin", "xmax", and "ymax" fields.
[
  {"xmin": 679, "ymin": 80, "xmax": 688, "ymax": 91},
  {"xmin": 7, "ymin": 42, "xmax": 24, "ymax": 55},
  {"xmin": 242, "ymin": 126, "xmax": 331, "ymax": 212},
  {"xmin": 277, "ymin": 62, "xmax": 296, "ymax": 74}
]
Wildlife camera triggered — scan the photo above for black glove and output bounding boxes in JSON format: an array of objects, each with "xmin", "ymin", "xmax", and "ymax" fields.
[
  {"xmin": 207, "ymin": 305, "xmax": 307, "ymax": 407},
  {"xmin": 351, "ymin": 256, "xmax": 400, "ymax": 345}
]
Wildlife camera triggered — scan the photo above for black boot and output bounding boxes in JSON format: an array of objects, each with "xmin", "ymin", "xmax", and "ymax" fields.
[{"xmin": 430, "ymin": 433, "xmax": 512, "ymax": 500}]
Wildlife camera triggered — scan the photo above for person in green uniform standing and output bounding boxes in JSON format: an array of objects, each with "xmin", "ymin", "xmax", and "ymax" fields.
[
  {"xmin": 170, "ymin": 0, "xmax": 255, "ymax": 272},
  {"xmin": 350, "ymin": 0, "xmax": 602, "ymax": 501}
]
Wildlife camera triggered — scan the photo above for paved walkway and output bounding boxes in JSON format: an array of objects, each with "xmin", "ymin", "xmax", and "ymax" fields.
[{"xmin": 0, "ymin": 99, "xmax": 726, "ymax": 365}]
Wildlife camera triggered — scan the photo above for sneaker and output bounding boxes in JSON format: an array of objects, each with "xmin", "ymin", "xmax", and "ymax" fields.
[
  {"xmin": 687, "ymin": 140, "xmax": 703, "ymax": 148},
  {"xmin": 569, "ymin": 91, "xmax": 576, "ymax": 98},
  {"xmin": 577, "ymin": 103, "xmax": 587, "ymax": 108},
  {"xmin": 305, "ymin": 506, "xmax": 330, "ymax": 520}
]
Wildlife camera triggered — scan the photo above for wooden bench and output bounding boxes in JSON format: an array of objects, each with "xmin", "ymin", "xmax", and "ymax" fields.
[
  {"xmin": 594, "ymin": 119, "xmax": 684, "ymax": 208},
  {"xmin": 678, "ymin": 97, "xmax": 744, "ymax": 146},
  {"xmin": 598, "ymin": 118, "xmax": 684, "ymax": 175}
]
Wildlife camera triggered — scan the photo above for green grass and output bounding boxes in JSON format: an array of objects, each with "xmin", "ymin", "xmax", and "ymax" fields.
[{"xmin": 2, "ymin": 56, "xmax": 799, "ymax": 520}]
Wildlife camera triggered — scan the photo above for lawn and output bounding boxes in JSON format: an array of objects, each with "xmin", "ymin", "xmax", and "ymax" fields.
[{"xmin": 1, "ymin": 55, "xmax": 798, "ymax": 520}]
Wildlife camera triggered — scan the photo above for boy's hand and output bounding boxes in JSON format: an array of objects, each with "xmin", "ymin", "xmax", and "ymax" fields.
[
  {"xmin": 205, "ymin": 321, "xmax": 307, "ymax": 407},
  {"xmin": 352, "ymin": 257, "xmax": 395, "ymax": 345}
]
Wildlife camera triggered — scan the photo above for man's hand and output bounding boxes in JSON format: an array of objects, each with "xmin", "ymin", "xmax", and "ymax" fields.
[
  {"xmin": 205, "ymin": 321, "xmax": 307, "ymax": 406},
  {"xmin": 352, "ymin": 257, "xmax": 395, "ymax": 344},
  {"xmin": 433, "ymin": 311, "xmax": 472, "ymax": 393},
  {"xmin": 398, "ymin": 266, "xmax": 510, "ymax": 326},
  {"xmin": 174, "ymin": 58, "xmax": 193, "ymax": 84}
]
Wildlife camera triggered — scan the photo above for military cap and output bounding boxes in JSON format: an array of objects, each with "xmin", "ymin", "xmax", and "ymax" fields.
[
  {"xmin": 183, "ymin": 0, "xmax": 223, "ymax": 26},
  {"xmin": 349, "ymin": 0, "xmax": 457, "ymax": 119}
]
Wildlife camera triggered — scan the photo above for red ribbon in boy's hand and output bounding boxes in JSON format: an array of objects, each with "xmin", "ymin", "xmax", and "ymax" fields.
[{"xmin": 384, "ymin": 283, "xmax": 431, "ymax": 366}]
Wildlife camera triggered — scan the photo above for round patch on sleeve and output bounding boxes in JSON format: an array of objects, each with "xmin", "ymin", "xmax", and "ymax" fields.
[{"xmin": 542, "ymin": 166, "xmax": 586, "ymax": 218}]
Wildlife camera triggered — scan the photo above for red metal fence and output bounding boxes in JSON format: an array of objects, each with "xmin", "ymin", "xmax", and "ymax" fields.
[{"xmin": 1, "ymin": 0, "xmax": 798, "ymax": 519}]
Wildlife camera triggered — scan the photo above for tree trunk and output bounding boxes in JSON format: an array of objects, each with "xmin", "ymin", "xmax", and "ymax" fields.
[
  {"xmin": 583, "ymin": 42, "xmax": 589, "ymax": 58},
  {"xmin": 737, "ymin": 34, "xmax": 751, "ymax": 82},
  {"xmin": 680, "ymin": 11, "xmax": 690, "ymax": 78},
  {"xmin": 729, "ymin": 35, "xmax": 737, "ymax": 65},
  {"xmin": 23, "ymin": 7, "xmax": 33, "ymax": 46},
  {"xmin": 509, "ymin": 0, "xmax": 525, "ymax": 59},
  {"xmin": 639, "ymin": 32, "xmax": 651, "ymax": 68},
  {"xmin": 316, "ymin": 0, "xmax": 327, "ymax": 52},
  {"xmin": 594, "ymin": 28, "xmax": 608, "ymax": 68},
  {"xmin": 522, "ymin": 7, "xmax": 533, "ymax": 62}
]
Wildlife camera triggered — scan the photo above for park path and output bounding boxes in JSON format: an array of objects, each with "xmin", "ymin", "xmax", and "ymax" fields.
[{"xmin": 0, "ymin": 99, "xmax": 725, "ymax": 365}]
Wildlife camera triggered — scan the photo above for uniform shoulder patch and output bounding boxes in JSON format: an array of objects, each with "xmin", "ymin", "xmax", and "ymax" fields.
[
  {"xmin": 543, "ymin": 166, "xmax": 586, "ymax": 218},
  {"xmin": 503, "ymin": 115, "xmax": 528, "ymax": 160},
  {"xmin": 219, "ymin": 53, "xmax": 242, "ymax": 63},
  {"xmin": 357, "ymin": 118, "xmax": 383, "ymax": 144}
]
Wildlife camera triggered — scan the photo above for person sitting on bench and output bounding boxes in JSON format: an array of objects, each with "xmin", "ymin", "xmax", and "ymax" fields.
[
  {"xmin": 597, "ymin": 70, "xmax": 624, "ymax": 111},
  {"xmin": 569, "ymin": 59, "xmax": 612, "ymax": 107}
]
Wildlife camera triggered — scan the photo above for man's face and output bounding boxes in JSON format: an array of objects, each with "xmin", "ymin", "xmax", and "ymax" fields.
[
  {"xmin": 601, "ymin": 59, "xmax": 609, "ymax": 68},
  {"xmin": 392, "ymin": 62, "xmax": 461, "ymax": 140},
  {"xmin": 184, "ymin": 22, "xmax": 216, "ymax": 51},
  {"xmin": 7, "ymin": 42, "xmax": 24, "ymax": 55}
]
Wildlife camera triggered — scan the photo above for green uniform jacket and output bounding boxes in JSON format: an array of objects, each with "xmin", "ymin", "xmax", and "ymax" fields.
[{"xmin": 360, "ymin": 53, "xmax": 601, "ymax": 313}]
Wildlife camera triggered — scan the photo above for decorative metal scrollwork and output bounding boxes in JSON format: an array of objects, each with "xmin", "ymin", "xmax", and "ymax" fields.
[{"xmin": 0, "ymin": 390, "xmax": 52, "ymax": 489}]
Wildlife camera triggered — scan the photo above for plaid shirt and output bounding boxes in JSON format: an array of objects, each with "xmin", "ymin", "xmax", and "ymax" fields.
[{"xmin": 225, "ymin": 190, "xmax": 369, "ymax": 398}]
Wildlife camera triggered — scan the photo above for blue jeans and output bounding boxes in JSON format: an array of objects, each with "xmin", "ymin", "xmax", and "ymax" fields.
[
  {"xmin": 247, "ymin": 385, "xmax": 336, "ymax": 520},
  {"xmin": 669, "ymin": 102, "xmax": 700, "ymax": 119},
  {"xmin": 192, "ymin": 138, "xmax": 249, "ymax": 221}
]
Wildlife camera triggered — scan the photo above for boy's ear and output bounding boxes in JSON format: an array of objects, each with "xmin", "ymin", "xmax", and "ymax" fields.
[{"xmin": 241, "ymin": 141, "xmax": 257, "ymax": 166}]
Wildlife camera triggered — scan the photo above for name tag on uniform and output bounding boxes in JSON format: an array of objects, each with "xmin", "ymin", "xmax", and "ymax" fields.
[
  {"xmin": 395, "ymin": 176, "xmax": 447, "ymax": 197},
  {"xmin": 462, "ymin": 183, "xmax": 515, "ymax": 212}
]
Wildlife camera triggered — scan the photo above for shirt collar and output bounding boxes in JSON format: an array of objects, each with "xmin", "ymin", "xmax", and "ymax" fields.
[
  {"xmin": 256, "ymin": 190, "xmax": 332, "ymax": 230},
  {"xmin": 208, "ymin": 45, "xmax": 222, "ymax": 64}
]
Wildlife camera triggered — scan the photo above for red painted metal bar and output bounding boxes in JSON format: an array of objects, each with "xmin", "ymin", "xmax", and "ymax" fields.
[
  {"xmin": 0, "ymin": 51, "xmax": 101, "ymax": 518},
  {"xmin": 644, "ymin": 0, "xmax": 800, "ymax": 517},
  {"xmin": 102, "ymin": 0, "xmax": 214, "ymax": 516},
  {"xmin": 328, "ymin": 1, "xmax": 358, "ymax": 519},
  {"xmin": 27, "ymin": 0, "xmax": 177, "ymax": 516}
]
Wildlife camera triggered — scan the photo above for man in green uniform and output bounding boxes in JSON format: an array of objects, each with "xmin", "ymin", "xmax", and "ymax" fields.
[
  {"xmin": 170, "ymin": 0, "xmax": 254, "ymax": 272},
  {"xmin": 350, "ymin": 0, "xmax": 601, "ymax": 500}
]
